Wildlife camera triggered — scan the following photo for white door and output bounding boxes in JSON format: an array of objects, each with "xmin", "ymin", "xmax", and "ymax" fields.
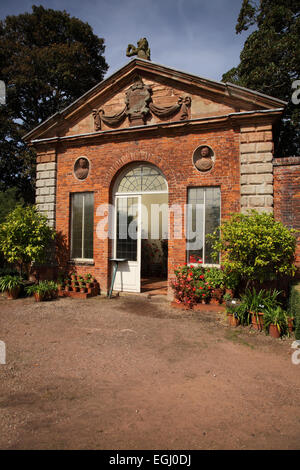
[{"xmin": 113, "ymin": 195, "xmax": 141, "ymax": 293}]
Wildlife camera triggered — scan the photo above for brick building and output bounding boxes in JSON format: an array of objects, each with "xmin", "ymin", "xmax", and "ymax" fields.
[{"xmin": 24, "ymin": 59, "xmax": 300, "ymax": 294}]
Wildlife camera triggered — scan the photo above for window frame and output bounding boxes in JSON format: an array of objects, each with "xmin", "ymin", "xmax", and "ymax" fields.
[
  {"xmin": 186, "ymin": 186, "xmax": 221, "ymax": 268},
  {"xmin": 114, "ymin": 163, "xmax": 168, "ymax": 195},
  {"xmin": 70, "ymin": 191, "xmax": 94, "ymax": 262}
]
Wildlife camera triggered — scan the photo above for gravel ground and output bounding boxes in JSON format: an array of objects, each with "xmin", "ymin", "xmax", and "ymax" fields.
[{"xmin": 0, "ymin": 294, "xmax": 299, "ymax": 450}]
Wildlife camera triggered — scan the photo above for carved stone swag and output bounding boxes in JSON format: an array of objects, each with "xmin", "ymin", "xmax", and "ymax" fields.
[{"xmin": 92, "ymin": 77, "xmax": 191, "ymax": 131}]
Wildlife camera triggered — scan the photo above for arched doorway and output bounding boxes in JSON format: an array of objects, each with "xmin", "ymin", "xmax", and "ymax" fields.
[{"xmin": 112, "ymin": 163, "xmax": 168, "ymax": 293}]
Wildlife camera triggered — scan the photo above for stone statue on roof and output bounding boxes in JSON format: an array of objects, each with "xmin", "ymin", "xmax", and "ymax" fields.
[{"xmin": 126, "ymin": 38, "xmax": 151, "ymax": 60}]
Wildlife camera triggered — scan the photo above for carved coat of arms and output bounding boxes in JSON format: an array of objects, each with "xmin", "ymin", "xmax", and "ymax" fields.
[{"xmin": 125, "ymin": 76, "xmax": 152, "ymax": 126}]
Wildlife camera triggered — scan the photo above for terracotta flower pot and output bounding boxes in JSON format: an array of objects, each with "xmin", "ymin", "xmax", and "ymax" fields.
[
  {"xmin": 213, "ymin": 288, "xmax": 224, "ymax": 303},
  {"xmin": 6, "ymin": 286, "xmax": 21, "ymax": 300},
  {"xmin": 227, "ymin": 314, "xmax": 240, "ymax": 327},
  {"xmin": 288, "ymin": 318, "xmax": 294, "ymax": 334},
  {"xmin": 251, "ymin": 312, "xmax": 264, "ymax": 331},
  {"xmin": 34, "ymin": 292, "xmax": 44, "ymax": 302},
  {"xmin": 225, "ymin": 289, "xmax": 234, "ymax": 299},
  {"xmin": 269, "ymin": 324, "xmax": 280, "ymax": 338}
]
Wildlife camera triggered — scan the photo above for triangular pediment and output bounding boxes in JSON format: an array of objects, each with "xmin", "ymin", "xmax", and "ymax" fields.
[{"xmin": 24, "ymin": 59, "xmax": 286, "ymax": 142}]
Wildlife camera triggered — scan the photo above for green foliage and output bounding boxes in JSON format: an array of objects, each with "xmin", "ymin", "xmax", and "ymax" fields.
[
  {"xmin": 222, "ymin": 0, "xmax": 300, "ymax": 156},
  {"xmin": 223, "ymin": 292, "xmax": 232, "ymax": 302},
  {"xmin": 0, "ymin": 5, "xmax": 108, "ymax": 201},
  {"xmin": 204, "ymin": 267, "xmax": 225, "ymax": 289},
  {"xmin": 263, "ymin": 305, "xmax": 288, "ymax": 336},
  {"xmin": 0, "ymin": 188, "xmax": 24, "ymax": 225},
  {"xmin": 288, "ymin": 283, "xmax": 300, "ymax": 340},
  {"xmin": 238, "ymin": 287, "xmax": 282, "ymax": 325},
  {"xmin": 172, "ymin": 265, "xmax": 212, "ymax": 307},
  {"xmin": 85, "ymin": 273, "xmax": 93, "ymax": 283},
  {"xmin": 26, "ymin": 280, "xmax": 58, "ymax": 299},
  {"xmin": 208, "ymin": 210, "xmax": 297, "ymax": 283},
  {"xmin": 0, "ymin": 267, "xmax": 19, "ymax": 277},
  {"xmin": 0, "ymin": 274, "xmax": 23, "ymax": 292},
  {"xmin": 0, "ymin": 205, "xmax": 55, "ymax": 273}
]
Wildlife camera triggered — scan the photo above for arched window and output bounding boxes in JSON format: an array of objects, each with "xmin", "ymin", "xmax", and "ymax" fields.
[{"xmin": 116, "ymin": 164, "xmax": 167, "ymax": 193}]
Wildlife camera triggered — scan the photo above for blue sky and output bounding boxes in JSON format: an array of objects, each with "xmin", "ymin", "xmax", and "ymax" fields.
[{"xmin": 1, "ymin": 0, "xmax": 253, "ymax": 82}]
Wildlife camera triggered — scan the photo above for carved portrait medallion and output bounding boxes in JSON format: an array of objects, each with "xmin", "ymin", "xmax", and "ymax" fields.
[
  {"xmin": 193, "ymin": 145, "xmax": 215, "ymax": 172},
  {"xmin": 74, "ymin": 157, "xmax": 90, "ymax": 180}
]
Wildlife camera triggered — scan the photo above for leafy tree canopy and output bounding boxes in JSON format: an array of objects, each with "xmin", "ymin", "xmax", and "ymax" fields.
[
  {"xmin": 0, "ymin": 5, "xmax": 108, "ymax": 202},
  {"xmin": 222, "ymin": 0, "xmax": 300, "ymax": 157},
  {"xmin": 0, "ymin": 204, "xmax": 56, "ymax": 275},
  {"xmin": 208, "ymin": 210, "xmax": 297, "ymax": 283},
  {"xmin": 0, "ymin": 187, "xmax": 24, "ymax": 224}
]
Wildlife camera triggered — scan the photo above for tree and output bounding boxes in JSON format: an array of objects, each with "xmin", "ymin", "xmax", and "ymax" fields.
[
  {"xmin": 222, "ymin": 0, "xmax": 300, "ymax": 157},
  {"xmin": 0, "ymin": 205, "xmax": 56, "ymax": 276},
  {"xmin": 0, "ymin": 5, "xmax": 108, "ymax": 202},
  {"xmin": 208, "ymin": 211, "xmax": 297, "ymax": 284},
  {"xmin": 0, "ymin": 187, "xmax": 24, "ymax": 224}
]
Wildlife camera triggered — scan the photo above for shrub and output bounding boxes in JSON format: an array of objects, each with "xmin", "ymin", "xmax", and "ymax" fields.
[
  {"xmin": 0, "ymin": 274, "xmax": 23, "ymax": 292},
  {"xmin": 288, "ymin": 283, "xmax": 300, "ymax": 340},
  {"xmin": 204, "ymin": 267, "xmax": 225, "ymax": 289},
  {"xmin": 208, "ymin": 210, "xmax": 297, "ymax": 284},
  {"xmin": 172, "ymin": 265, "xmax": 212, "ymax": 307},
  {"xmin": 237, "ymin": 287, "xmax": 282, "ymax": 325},
  {"xmin": 263, "ymin": 306, "xmax": 288, "ymax": 336},
  {"xmin": 0, "ymin": 205, "xmax": 55, "ymax": 277},
  {"xmin": 26, "ymin": 280, "xmax": 58, "ymax": 300}
]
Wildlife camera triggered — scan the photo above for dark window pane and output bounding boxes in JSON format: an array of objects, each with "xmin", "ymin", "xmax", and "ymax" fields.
[
  {"xmin": 186, "ymin": 187, "xmax": 220, "ymax": 265},
  {"xmin": 84, "ymin": 193, "xmax": 94, "ymax": 259},
  {"xmin": 205, "ymin": 188, "xmax": 220, "ymax": 264},
  {"xmin": 71, "ymin": 193, "xmax": 94, "ymax": 259},
  {"xmin": 71, "ymin": 193, "xmax": 83, "ymax": 259},
  {"xmin": 116, "ymin": 197, "xmax": 138, "ymax": 261}
]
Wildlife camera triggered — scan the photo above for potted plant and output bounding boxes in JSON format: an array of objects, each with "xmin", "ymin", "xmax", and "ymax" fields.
[
  {"xmin": 78, "ymin": 277, "xmax": 86, "ymax": 293},
  {"xmin": 85, "ymin": 273, "xmax": 93, "ymax": 288},
  {"xmin": 263, "ymin": 306, "xmax": 288, "ymax": 338},
  {"xmin": 224, "ymin": 293, "xmax": 241, "ymax": 309},
  {"xmin": 47, "ymin": 280, "xmax": 58, "ymax": 299},
  {"xmin": 26, "ymin": 281, "xmax": 58, "ymax": 302},
  {"xmin": 241, "ymin": 288, "xmax": 281, "ymax": 331},
  {"xmin": 204, "ymin": 268, "xmax": 225, "ymax": 303},
  {"xmin": 0, "ymin": 274, "xmax": 23, "ymax": 299},
  {"xmin": 287, "ymin": 313, "xmax": 294, "ymax": 334},
  {"xmin": 64, "ymin": 277, "xmax": 71, "ymax": 292},
  {"xmin": 226, "ymin": 305, "xmax": 240, "ymax": 327},
  {"xmin": 57, "ymin": 275, "xmax": 65, "ymax": 293},
  {"xmin": 224, "ymin": 272, "xmax": 239, "ymax": 299},
  {"xmin": 26, "ymin": 283, "xmax": 45, "ymax": 302},
  {"xmin": 71, "ymin": 274, "xmax": 79, "ymax": 292}
]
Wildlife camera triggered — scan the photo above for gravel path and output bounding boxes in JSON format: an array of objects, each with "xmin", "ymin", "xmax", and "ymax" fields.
[{"xmin": 0, "ymin": 294, "xmax": 299, "ymax": 450}]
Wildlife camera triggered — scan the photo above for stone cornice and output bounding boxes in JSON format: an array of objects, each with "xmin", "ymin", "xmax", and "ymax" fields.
[{"xmin": 29, "ymin": 108, "xmax": 283, "ymax": 149}]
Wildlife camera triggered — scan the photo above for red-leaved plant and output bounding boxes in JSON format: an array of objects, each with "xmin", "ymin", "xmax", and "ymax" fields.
[{"xmin": 171, "ymin": 265, "xmax": 213, "ymax": 308}]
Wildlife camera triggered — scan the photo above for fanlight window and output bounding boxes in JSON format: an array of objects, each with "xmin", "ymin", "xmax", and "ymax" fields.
[{"xmin": 116, "ymin": 164, "xmax": 167, "ymax": 193}]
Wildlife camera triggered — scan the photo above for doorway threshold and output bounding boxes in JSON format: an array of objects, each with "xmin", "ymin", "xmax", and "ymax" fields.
[{"xmin": 141, "ymin": 277, "xmax": 168, "ymax": 296}]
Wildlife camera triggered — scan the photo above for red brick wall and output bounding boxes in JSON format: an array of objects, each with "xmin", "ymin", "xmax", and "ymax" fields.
[
  {"xmin": 53, "ymin": 125, "xmax": 241, "ymax": 292},
  {"xmin": 274, "ymin": 157, "xmax": 300, "ymax": 271}
]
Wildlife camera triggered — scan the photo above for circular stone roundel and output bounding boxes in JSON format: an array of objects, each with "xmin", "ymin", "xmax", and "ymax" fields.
[
  {"xmin": 74, "ymin": 157, "xmax": 90, "ymax": 180},
  {"xmin": 193, "ymin": 145, "xmax": 215, "ymax": 172}
]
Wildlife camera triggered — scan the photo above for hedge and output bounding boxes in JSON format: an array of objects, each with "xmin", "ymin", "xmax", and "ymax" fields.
[{"xmin": 289, "ymin": 283, "xmax": 300, "ymax": 340}]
